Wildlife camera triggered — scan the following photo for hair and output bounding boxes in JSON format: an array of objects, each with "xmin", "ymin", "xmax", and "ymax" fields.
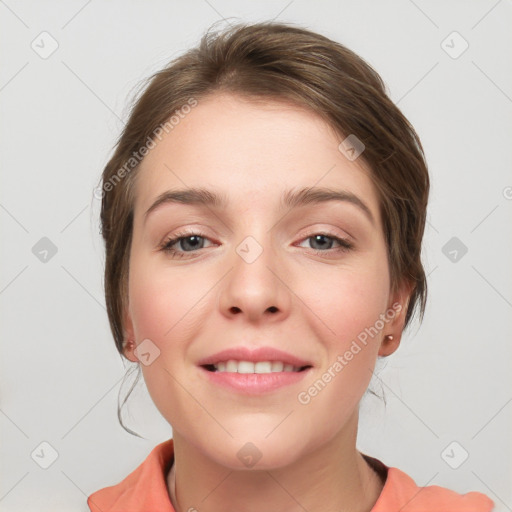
[{"xmin": 98, "ymin": 21, "xmax": 429, "ymax": 434}]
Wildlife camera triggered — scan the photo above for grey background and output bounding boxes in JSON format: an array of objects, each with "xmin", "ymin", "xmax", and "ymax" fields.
[{"xmin": 1, "ymin": 1, "xmax": 511, "ymax": 511}]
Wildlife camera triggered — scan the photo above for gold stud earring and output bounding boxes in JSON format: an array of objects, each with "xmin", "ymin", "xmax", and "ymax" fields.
[{"xmin": 123, "ymin": 340, "xmax": 134, "ymax": 351}]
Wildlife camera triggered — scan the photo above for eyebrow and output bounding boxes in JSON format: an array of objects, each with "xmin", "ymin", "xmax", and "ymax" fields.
[{"xmin": 143, "ymin": 186, "xmax": 375, "ymax": 225}]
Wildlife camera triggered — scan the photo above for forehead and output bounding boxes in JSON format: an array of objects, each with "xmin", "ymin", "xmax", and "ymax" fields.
[{"xmin": 133, "ymin": 93, "xmax": 380, "ymax": 219}]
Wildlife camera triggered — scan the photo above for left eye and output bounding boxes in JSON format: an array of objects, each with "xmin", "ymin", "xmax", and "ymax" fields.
[{"xmin": 298, "ymin": 234, "xmax": 353, "ymax": 252}]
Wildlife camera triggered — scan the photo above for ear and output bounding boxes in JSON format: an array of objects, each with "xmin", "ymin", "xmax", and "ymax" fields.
[
  {"xmin": 378, "ymin": 279, "xmax": 414, "ymax": 357},
  {"xmin": 122, "ymin": 306, "xmax": 139, "ymax": 363}
]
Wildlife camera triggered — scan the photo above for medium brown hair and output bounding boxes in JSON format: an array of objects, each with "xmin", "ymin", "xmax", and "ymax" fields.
[{"xmin": 99, "ymin": 21, "xmax": 429, "ymax": 362}]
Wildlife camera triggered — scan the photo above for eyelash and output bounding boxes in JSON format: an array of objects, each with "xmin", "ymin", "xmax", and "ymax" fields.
[{"xmin": 159, "ymin": 230, "xmax": 354, "ymax": 259}]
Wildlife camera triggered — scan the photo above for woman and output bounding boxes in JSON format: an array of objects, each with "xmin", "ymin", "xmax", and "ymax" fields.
[{"xmin": 88, "ymin": 21, "xmax": 494, "ymax": 512}]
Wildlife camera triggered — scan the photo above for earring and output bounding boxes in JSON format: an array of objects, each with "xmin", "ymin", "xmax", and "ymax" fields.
[
  {"xmin": 123, "ymin": 340, "xmax": 134, "ymax": 351},
  {"xmin": 384, "ymin": 334, "xmax": 394, "ymax": 342}
]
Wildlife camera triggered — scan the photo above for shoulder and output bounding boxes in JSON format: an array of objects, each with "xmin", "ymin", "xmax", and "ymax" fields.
[
  {"xmin": 87, "ymin": 438, "xmax": 175, "ymax": 512},
  {"xmin": 372, "ymin": 465, "xmax": 495, "ymax": 512}
]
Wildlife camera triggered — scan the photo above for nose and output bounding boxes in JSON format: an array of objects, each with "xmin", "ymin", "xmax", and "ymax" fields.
[{"xmin": 218, "ymin": 235, "xmax": 292, "ymax": 324}]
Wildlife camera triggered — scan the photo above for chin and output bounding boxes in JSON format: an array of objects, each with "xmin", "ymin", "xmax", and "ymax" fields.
[{"xmin": 204, "ymin": 435, "xmax": 301, "ymax": 471}]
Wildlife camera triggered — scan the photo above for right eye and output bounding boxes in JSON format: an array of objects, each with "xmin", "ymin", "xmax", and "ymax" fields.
[{"xmin": 160, "ymin": 232, "xmax": 215, "ymax": 258}]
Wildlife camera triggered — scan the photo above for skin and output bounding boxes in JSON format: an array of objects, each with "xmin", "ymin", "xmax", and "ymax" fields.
[{"xmin": 123, "ymin": 92, "xmax": 411, "ymax": 512}]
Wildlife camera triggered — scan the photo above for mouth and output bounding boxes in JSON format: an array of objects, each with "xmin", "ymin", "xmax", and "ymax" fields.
[
  {"xmin": 197, "ymin": 346, "xmax": 314, "ymax": 394},
  {"xmin": 198, "ymin": 359, "xmax": 313, "ymax": 394},
  {"xmin": 201, "ymin": 361, "xmax": 313, "ymax": 374}
]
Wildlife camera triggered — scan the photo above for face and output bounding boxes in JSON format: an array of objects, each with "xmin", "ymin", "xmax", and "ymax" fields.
[{"xmin": 124, "ymin": 93, "xmax": 408, "ymax": 469}]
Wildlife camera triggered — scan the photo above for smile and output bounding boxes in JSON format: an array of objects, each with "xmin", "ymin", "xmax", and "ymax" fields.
[
  {"xmin": 203, "ymin": 360, "xmax": 312, "ymax": 373},
  {"xmin": 199, "ymin": 363, "xmax": 313, "ymax": 395}
]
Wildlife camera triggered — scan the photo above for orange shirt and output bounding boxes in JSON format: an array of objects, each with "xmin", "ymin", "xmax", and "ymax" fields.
[{"xmin": 88, "ymin": 438, "xmax": 494, "ymax": 511}]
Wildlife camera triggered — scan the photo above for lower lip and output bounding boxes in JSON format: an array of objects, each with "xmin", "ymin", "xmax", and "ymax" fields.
[{"xmin": 198, "ymin": 366, "xmax": 312, "ymax": 394}]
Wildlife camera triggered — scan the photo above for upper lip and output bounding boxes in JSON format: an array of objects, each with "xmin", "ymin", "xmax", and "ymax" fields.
[{"xmin": 197, "ymin": 346, "xmax": 313, "ymax": 367}]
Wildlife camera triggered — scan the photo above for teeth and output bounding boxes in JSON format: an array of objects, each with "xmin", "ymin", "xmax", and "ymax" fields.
[
  {"xmin": 255, "ymin": 361, "xmax": 271, "ymax": 373},
  {"xmin": 226, "ymin": 360, "xmax": 238, "ymax": 372},
  {"xmin": 271, "ymin": 361, "xmax": 283, "ymax": 372},
  {"xmin": 238, "ymin": 361, "xmax": 255, "ymax": 374},
  {"xmin": 211, "ymin": 360, "xmax": 302, "ymax": 373}
]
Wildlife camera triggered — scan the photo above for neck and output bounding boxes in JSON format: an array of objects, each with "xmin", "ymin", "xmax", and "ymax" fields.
[{"xmin": 166, "ymin": 412, "xmax": 384, "ymax": 512}]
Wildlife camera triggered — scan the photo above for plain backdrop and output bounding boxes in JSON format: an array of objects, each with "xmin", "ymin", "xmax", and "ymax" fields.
[{"xmin": 1, "ymin": 1, "xmax": 511, "ymax": 511}]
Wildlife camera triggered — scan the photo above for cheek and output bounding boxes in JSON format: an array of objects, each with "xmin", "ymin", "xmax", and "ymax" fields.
[
  {"xmin": 303, "ymin": 258, "xmax": 390, "ymax": 346},
  {"xmin": 294, "ymin": 258, "xmax": 389, "ymax": 410},
  {"xmin": 128, "ymin": 256, "xmax": 206, "ymax": 342},
  {"xmin": 127, "ymin": 257, "xmax": 210, "ymax": 429}
]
